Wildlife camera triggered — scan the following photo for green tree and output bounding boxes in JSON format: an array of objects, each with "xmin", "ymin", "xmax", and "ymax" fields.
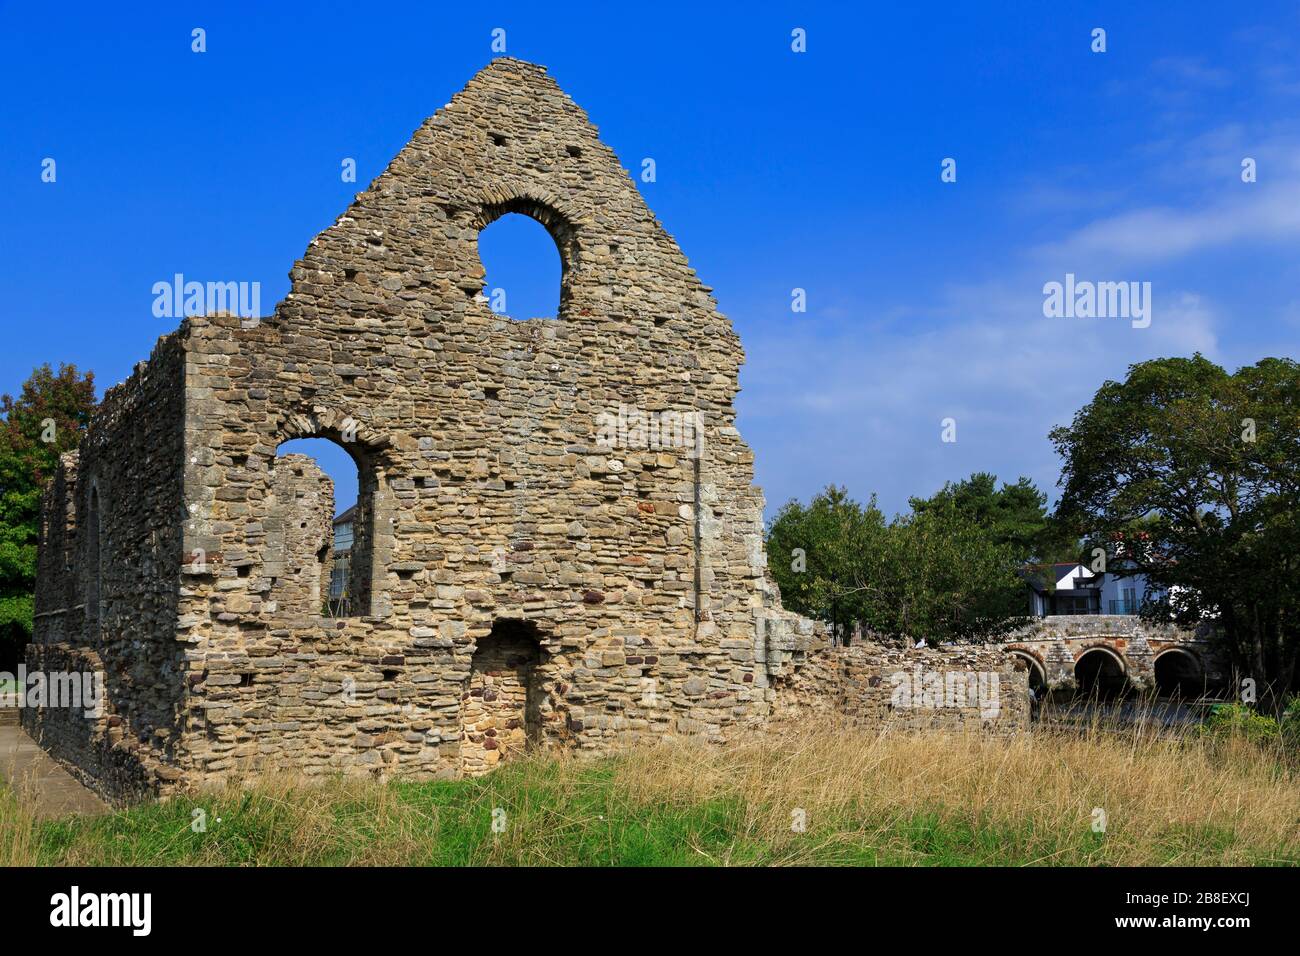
[
  {"xmin": 0, "ymin": 364, "xmax": 97, "ymax": 665},
  {"xmin": 909, "ymin": 471, "xmax": 1075, "ymax": 562},
  {"xmin": 865, "ymin": 502, "xmax": 1030, "ymax": 645},
  {"xmin": 766, "ymin": 485, "xmax": 885, "ymax": 643},
  {"xmin": 766, "ymin": 485, "xmax": 1030, "ymax": 645},
  {"xmin": 1051, "ymin": 354, "xmax": 1300, "ymax": 713}
]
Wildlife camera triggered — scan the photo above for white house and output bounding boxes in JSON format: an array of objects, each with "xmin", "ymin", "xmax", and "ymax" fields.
[{"xmin": 1023, "ymin": 561, "xmax": 1165, "ymax": 617}]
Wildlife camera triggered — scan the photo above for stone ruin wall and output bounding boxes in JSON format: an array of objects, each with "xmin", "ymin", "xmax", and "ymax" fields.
[
  {"xmin": 26, "ymin": 59, "xmax": 1027, "ymax": 803},
  {"xmin": 24, "ymin": 331, "xmax": 189, "ymax": 799},
  {"xmin": 165, "ymin": 57, "xmax": 784, "ymax": 791},
  {"xmin": 769, "ymin": 639, "xmax": 1030, "ymax": 736},
  {"xmin": 265, "ymin": 456, "xmax": 336, "ymax": 616}
]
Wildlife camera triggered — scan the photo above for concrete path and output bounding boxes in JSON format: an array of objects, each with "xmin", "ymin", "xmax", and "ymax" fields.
[{"xmin": 0, "ymin": 713, "xmax": 110, "ymax": 819}]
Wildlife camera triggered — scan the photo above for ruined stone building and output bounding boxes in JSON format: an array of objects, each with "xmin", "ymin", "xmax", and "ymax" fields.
[{"xmin": 26, "ymin": 59, "xmax": 1025, "ymax": 802}]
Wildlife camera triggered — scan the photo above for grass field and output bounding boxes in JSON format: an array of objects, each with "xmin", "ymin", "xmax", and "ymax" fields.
[{"xmin": 3, "ymin": 722, "xmax": 1297, "ymax": 866}]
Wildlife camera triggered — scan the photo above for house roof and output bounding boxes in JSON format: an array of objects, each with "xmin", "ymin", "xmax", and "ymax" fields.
[
  {"xmin": 1019, "ymin": 561, "xmax": 1104, "ymax": 594},
  {"xmin": 334, "ymin": 505, "xmax": 356, "ymax": 526}
]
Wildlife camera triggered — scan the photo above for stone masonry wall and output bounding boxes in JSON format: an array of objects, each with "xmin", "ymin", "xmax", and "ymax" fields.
[
  {"xmin": 461, "ymin": 620, "xmax": 544, "ymax": 776},
  {"xmin": 167, "ymin": 57, "xmax": 779, "ymax": 791},
  {"xmin": 265, "ymin": 455, "xmax": 335, "ymax": 616},
  {"xmin": 29, "ymin": 58, "xmax": 1029, "ymax": 803},
  {"xmin": 25, "ymin": 331, "xmax": 188, "ymax": 794},
  {"xmin": 1002, "ymin": 615, "xmax": 1225, "ymax": 691},
  {"xmin": 33, "ymin": 451, "xmax": 79, "ymax": 637},
  {"xmin": 771, "ymin": 640, "xmax": 1029, "ymax": 735}
]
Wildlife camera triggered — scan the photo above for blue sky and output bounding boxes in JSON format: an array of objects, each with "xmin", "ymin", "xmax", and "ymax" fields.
[{"xmin": 2, "ymin": 1, "xmax": 1297, "ymax": 519}]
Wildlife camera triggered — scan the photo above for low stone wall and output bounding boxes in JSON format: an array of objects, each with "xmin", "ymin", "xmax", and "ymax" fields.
[
  {"xmin": 23, "ymin": 625, "xmax": 1030, "ymax": 804},
  {"xmin": 771, "ymin": 641, "xmax": 1029, "ymax": 735}
]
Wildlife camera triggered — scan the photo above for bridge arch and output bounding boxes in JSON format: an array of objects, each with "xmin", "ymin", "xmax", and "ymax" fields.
[
  {"xmin": 1074, "ymin": 645, "xmax": 1128, "ymax": 699},
  {"xmin": 1007, "ymin": 648, "xmax": 1047, "ymax": 694},
  {"xmin": 1152, "ymin": 647, "xmax": 1204, "ymax": 698}
]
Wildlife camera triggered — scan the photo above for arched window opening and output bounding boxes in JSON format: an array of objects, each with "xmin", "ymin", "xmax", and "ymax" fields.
[
  {"xmin": 85, "ymin": 486, "xmax": 102, "ymax": 638},
  {"xmin": 272, "ymin": 438, "xmax": 370, "ymax": 618},
  {"xmin": 476, "ymin": 212, "xmax": 563, "ymax": 321}
]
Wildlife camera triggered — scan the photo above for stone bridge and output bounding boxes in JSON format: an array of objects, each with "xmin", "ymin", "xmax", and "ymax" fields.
[{"xmin": 1000, "ymin": 615, "xmax": 1226, "ymax": 697}]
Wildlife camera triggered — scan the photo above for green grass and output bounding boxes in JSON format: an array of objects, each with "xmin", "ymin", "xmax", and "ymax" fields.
[
  {"xmin": 18, "ymin": 763, "xmax": 774, "ymax": 867},
  {"xmin": 7, "ymin": 753, "xmax": 1296, "ymax": 867}
]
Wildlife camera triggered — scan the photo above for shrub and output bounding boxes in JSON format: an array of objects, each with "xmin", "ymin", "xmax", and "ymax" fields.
[
  {"xmin": 1201, "ymin": 702, "xmax": 1282, "ymax": 744},
  {"xmin": 1282, "ymin": 696, "xmax": 1300, "ymax": 744}
]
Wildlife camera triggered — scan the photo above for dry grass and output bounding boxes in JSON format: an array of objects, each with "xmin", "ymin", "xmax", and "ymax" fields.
[
  {"xmin": 0, "ymin": 782, "xmax": 40, "ymax": 866},
  {"xmin": 611, "ymin": 721, "xmax": 1300, "ymax": 865},
  {"xmin": 2, "ymin": 721, "xmax": 1296, "ymax": 866}
]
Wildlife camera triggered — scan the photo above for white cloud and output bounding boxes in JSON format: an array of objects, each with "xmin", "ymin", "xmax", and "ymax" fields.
[
  {"xmin": 1149, "ymin": 56, "xmax": 1233, "ymax": 90},
  {"xmin": 740, "ymin": 124, "xmax": 1292, "ymax": 520},
  {"xmin": 1036, "ymin": 189, "xmax": 1300, "ymax": 266},
  {"xmin": 1035, "ymin": 130, "xmax": 1300, "ymax": 267},
  {"xmin": 740, "ymin": 283, "xmax": 1221, "ymax": 518}
]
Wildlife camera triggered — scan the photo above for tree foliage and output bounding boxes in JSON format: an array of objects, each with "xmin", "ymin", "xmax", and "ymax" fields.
[
  {"xmin": 766, "ymin": 480, "xmax": 1033, "ymax": 645},
  {"xmin": 0, "ymin": 364, "xmax": 97, "ymax": 655},
  {"xmin": 909, "ymin": 471, "xmax": 1075, "ymax": 562},
  {"xmin": 1051, "ymin": 354, "xmax": 1300, "ymax": 711},
  {"xmin": 765, "ymin": 486, "xmax": 886, "ymax": 641}
]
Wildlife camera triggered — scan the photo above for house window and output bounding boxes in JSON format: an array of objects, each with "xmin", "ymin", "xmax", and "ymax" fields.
[
  {"xmin": 1058, "ymin": 595, "xmax": 1093, "ymax": 615},
  {"xmin": 328, "ymin": 506, "xmax": 355, "ymax": 606}
]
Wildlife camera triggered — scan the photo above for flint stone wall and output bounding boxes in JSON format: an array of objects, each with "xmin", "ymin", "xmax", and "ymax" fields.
[
  {"xmin": 28, "ymin": 58, "xmax": 1026, "ymax": 803},
  {"xmin": 265, "ymin": 455, "xmax": 335, "ymax": 616}
]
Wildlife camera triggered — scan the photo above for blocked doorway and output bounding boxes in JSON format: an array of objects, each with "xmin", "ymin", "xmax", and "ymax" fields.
[{"xmin": 461, "ymin": 619, "xmax": 544, "ymax": 775}]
